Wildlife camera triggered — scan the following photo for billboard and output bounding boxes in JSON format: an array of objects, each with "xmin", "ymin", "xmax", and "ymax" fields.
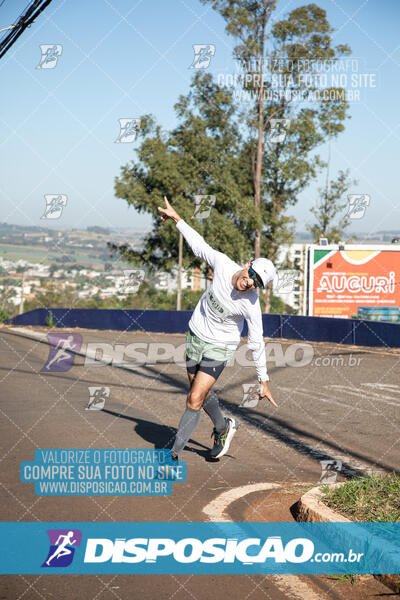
[{"xmin": 307, "ymin": 245, "xmax": 400, "ymax": 319}]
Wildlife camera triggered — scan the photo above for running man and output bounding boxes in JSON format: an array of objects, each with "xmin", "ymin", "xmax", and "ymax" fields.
[{"xmin": 158, "ymin": 197, "xmax": 278, "ymax": 460}]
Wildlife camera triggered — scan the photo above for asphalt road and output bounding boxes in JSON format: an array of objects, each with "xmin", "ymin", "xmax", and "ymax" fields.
[{"xmin": 0, "ymin": 326, "xmax": 399, "ymax": 600}]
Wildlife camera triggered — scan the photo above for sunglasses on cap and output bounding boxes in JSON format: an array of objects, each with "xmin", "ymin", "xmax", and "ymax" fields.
[{"xmin": 248, "ymin": 263, "xmax": 264, "ymax": 289}]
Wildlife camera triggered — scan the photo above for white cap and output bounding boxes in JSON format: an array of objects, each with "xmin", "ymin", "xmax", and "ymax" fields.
[{"xmin": 251, "ymin": 258, "xmax": 276, "ymax": 288}]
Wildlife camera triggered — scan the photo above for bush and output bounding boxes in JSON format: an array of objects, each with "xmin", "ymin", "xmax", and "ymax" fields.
[
  {"xmin": 45, "ymin": 311, "xmax": 55, "ymax": 328},
  {"xmin": 0, "ymin": 308, "xmax": 11, "ymax": 323}
]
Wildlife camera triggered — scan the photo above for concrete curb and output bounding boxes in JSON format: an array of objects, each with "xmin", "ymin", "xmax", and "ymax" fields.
[
  {"xmin": 295, "ymin": 483, "xmax": 400, "ymax": 594},
  {"xmin": 295, "ymin": 482, "xmax": 351, "ymax": 523}
]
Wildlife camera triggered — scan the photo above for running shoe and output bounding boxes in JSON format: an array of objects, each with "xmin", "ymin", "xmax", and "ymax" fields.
[{"xmin": 209, "ymin": 417, "xmax": 237, "ymax": 459}]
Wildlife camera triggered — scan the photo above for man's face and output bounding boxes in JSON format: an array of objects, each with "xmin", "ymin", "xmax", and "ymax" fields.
[{"xmin": 234, "ymin": 267, "xmax": 257, "ymax": 292}]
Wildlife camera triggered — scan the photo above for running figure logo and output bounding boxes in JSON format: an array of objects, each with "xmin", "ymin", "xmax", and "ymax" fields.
[
  {"xmin": 189, "ymin": 44, "xmax": 215, "ymax": 69},
  {"xmin": 123, "ymin": 269, "xmax": 146, "ymax": 293},
  {"xmin": 273, "ymin": 270, "xmax": 300, "ymax": 295},
  {"xmin": 193, "ymin": 195, "xmax": 216, "ymax": 221},
  {"xmin": 36, "ymin": 44, "xmax": 63, "ymax": 69},
  {"xmin": 154, "ymin": 272, "xmax": 169, "ymax": 289},
  {"xmin": 41, "ymin": 194, "xmax": 67, "ymax": 220},
  {"xmin": 239, "ymin": 383, "xmax": 262, "ymax": 409},
  {"xmin": 267, "ymin": 119, "xmax": 291, "ymax": 145},
  {"xmin": 42, "ymin": 529, "xmax": 82, "ymax": 567},
  {"xmin": 319, "ymin": 459, "xmax": 342, "ymax": 484},
  {"xmin": 86, "ymin": 386, "xmax": 109, "ymax": 410},
  {"xmin": 115, "ymin": 118, "xmax": 141, "ymax": 143},
  {"xmin": 346, "ymin": 194, "xmax": 370, "ymax": 219},
  {"xmin": 41, "ymin": 333, "xmax": 82, "ymax": 373}
]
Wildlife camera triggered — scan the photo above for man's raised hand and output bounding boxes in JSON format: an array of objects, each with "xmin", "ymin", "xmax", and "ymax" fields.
[{"xmin": 158, "ymin": 196, "xmax": 181, "ymax": 223}]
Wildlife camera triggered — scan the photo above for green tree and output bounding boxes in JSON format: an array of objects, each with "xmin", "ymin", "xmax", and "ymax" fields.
[
  {"xmin": 111, "ymin": 75, "xmax": 257, "ymax": 275},
  {"xmin": 112, "ymin": 2, "xmax": 351, "ymax": 313},
  {"xmin": 0, "ymin": 308, "xmax": 11, "ymax": 323},
  {"xmin": 307, "ymin": 169, "xmax": 356, "ymax": 243},
  {"xmin": 202, "ymin": 1, "xmax": 351, "ymax": 309},
  {"xmin": 49, "ymin": 264, "xmax": 58, "ymax": 277}
]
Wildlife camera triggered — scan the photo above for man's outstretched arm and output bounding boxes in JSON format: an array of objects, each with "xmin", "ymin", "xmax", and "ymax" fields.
[{"xmin": 158, "ymin": 196, "xmax": 218, "ymax": 269}]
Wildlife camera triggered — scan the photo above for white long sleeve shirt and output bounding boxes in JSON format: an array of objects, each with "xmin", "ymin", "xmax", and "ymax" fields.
[{"xmin": 177, "ymin": 219, "xmax": 269, "ymax": 381}]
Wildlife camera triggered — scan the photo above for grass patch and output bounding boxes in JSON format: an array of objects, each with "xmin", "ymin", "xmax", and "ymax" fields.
[
  {"xmin": 329, "ymin": 574, "xmax": 358, "ymax": 586},
  {"xmin": 321, "ymin": 472, "xmax": 400, "ymax": 522},
  {"xmin": 45, "ymin": 311, "xmax": 55, "ymax": 328}
]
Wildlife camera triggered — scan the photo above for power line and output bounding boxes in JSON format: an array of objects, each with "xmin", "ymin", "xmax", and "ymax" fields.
[{"xmin": 0, "ymin": 0, "xmax": 54, "ymax": 60}]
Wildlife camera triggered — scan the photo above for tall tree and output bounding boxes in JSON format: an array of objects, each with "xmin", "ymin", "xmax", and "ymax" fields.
[
  {"xmin": 201, "ymin": 0, "xmax": 277, "ymax": 260},
  {"xmin": 112, "ymin": 3, "xmax": 352, "ymax": 313},
  {"xmin": 202, "ymin": 1, "xmax": 351, "ymax": 309},
  {"xmin": 307, "ymin": 169, "xmax": 356, "ymax": 243}
]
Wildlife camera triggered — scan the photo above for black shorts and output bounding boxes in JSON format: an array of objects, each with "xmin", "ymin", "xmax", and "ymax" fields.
[{"xmin": 185, "ymin": 354, "xmax": 227, "ymax": 381}]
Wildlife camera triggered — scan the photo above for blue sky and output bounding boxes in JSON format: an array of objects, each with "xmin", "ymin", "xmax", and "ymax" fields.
[{"xmin": 0, "ymin": 0, "xmax": 399, "ymax": 235}]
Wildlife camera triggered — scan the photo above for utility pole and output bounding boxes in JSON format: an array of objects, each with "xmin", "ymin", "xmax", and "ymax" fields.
[
  {"xmin": 176, "ymin": 232, "xmax": 183, "ymax": 311},
  {"xmin": 322, "ymin": 135, "xmax": 331, "ymax": 237},
  {"xmin": 19, "ymin": 271, "xmax": 26, "ymax": 315}
]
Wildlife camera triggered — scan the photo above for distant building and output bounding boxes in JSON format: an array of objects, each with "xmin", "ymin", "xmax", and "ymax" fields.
[
  {"xmin": 154, "ymin": 268, "xmax": 207, "ymax": 293},
  {"xmin": 191, "ymin": 267, "xmax": 205, "ymax": 291},
  {"xmin": 273, "ymin": 244, "xmax": 306, "ymax": 313},
  {"xmin": 26, "ymin": 264, "xmax": 50, "ymax": 277}
]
